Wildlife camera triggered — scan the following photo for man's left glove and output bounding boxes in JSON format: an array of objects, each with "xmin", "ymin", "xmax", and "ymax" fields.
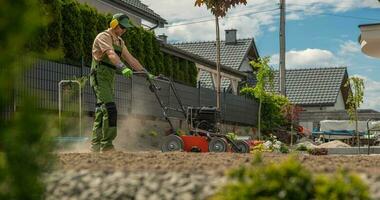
[
  {"xmin": 122, "ymin": 68, "xmax": 133, "ymax": 78},
  {"xmin": 147, "ymin": 72, "xmax": 155, "ymax": 80}
]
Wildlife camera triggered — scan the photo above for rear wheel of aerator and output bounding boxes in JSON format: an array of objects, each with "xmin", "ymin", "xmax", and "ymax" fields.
[
  {"xmin": 233, "ymin": 140, "xmax": 250, "ymax": 153},
  {"xmin": 208, "ymin": 137, "xmax": 228, "ymax": 152},
  {"xmin": 161, "ymin": 135, "xmax": 184, "ymax": 152}
]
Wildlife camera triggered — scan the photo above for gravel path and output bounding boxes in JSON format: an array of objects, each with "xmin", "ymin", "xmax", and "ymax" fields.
[{"xmin": 45, "ymin": 151, "xmax": 380, "ymax": 199}]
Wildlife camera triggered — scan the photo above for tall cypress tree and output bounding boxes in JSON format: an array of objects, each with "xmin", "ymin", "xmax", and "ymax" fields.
[
  {"xmin": 143, "ymin": 31, "xmax": 154, "ymax": 73},
  {"xmin": 61, "ymin": 0, "xmax": 84, "ymax": 64},
  {"xmin": 80, "ymin": 4, "xmax": 98, "ymax": 66},
  {"xmin": 152, "ymin": 35, "xmax": 164, "ymax": 75}
]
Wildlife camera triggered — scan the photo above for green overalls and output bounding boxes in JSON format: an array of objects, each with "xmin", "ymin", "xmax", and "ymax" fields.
[{"xmin": 90, "ymin": 35, "xmax": 124, "ymax": 152}]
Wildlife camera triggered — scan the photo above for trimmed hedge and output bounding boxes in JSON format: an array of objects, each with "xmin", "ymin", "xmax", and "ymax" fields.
[{"xmin": 30, "ymin": 0, "xmax": 197, "ymax": 86}]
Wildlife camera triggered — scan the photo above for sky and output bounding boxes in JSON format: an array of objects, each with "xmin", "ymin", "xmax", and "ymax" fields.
[{"xmin": 141, "ymin": 0, "xmax": 380, "ymax": 111}]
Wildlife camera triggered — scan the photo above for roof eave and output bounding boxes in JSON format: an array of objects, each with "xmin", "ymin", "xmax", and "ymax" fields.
[
  {"xmin": 108, "ymin": 0, "xmax": 167, "ymax": 27},
  {"xmin": 297, "ymin": 102, "xmax": 335, "ymax": 107}
]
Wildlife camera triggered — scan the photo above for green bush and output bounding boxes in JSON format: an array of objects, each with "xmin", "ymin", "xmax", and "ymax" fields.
[
  {"xmin": 142, "ymin": 30, "xmax": 155, "ymax": 73},
  {"xmin": 214, "ymin": 155, "xmax": 315, "ymax": 200},
  {"xmin": 296, "ymin": 144, "xmax": 308, "ymax": 151},
  {"xmin": 61, "ymin": 0, "xmax": 84, "ymax": 64},
  {"xmin": 28, "ymin": 0, "xmax": 198, "ymax": 85},
  {"xmin": 307, "ymin": 148, "xmax": 328, "ymax": 156},
  {"xmin": 212, "ymin": 154, "xmax": 371, "ymax": 200},
  {"xmin": 45, "ymin": 0, "xmax": 63, "ymax": 50},
  {"xmin": 152, "ymin": 35, "xmax": 164, "ymax": 75},
  {"xmin": 315, "ymin": 171, "xmax": 371, "ymax": 200},
  {"xmin": 163, "ymin": 53, "xmax": 173, "ymax": 78},
  {"xmin": 0, "ymin": 0, "xmax": 55, "ymax": 199},
  {"xmin": 80, "ymin": 3, "xmax": 99, "ymax": 65}
]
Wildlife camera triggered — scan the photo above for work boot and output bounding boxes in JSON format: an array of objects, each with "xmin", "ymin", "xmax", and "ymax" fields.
[
  {"xmin": 100, "ymin": 145, "xmax": 115, "ymax": 153},
  {"xmin": 90, "ymin": 144, "xmax": 100, "ymax": 153}
]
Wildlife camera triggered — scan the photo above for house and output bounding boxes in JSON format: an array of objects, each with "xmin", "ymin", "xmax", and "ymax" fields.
[
  {"xmin": 359, "ymin": 23, "xmax": 380, "ymax": 58},
  {"xmin": 172, "ymin": 29, "xmax": 260, "ymax": 94},
  {"xmin": 272, "ymin": 67, "xmax": 350, "ymax": 111},
  {"xmin": 157, "ymin": 35, "xmax": 247, "ymax": 86},
  {"xmin": 77, "ymin": 0, "xmax": 167, "ymax": 29},
  {"xmin": 271, "ymin": 67, "xmax": 353, "ymax": 130}
]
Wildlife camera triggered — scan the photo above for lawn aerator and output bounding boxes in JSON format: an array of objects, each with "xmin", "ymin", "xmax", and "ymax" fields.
[{"xmin": 145, "ymin": 74, "xmax": 252, "ymax": 153}]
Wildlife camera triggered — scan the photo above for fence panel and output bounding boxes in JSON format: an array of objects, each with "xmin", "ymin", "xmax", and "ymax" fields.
[{"xmin": 4, "ymin": 59, "xmax": 258, "ymax": 126}]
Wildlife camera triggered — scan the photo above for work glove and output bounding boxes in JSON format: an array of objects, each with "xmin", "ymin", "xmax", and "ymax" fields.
[
  {"xmin": 146, "ymin": 72, "xmax": 155, "ymax": 80},
  {"xmin": 122, "ymin": 67, "xmax": 133, "ymax": 78}
]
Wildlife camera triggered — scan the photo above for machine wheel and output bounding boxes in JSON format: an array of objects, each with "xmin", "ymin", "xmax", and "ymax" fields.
[
  {"xmin": 208, "ymin": 137, "xmax": 228, "ymax": 152},
  {"xmin": 161, "ymin": 135, "xmax": 184, "ymax": 152},
  {"xmin": 233, "ymin": 140, "xmax": 250, "ymax": 153}
]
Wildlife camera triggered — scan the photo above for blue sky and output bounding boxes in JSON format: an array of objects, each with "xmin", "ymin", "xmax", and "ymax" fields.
[{"xmin": 141, "ymin": 0, "xmax": 380, "ymax": 110}]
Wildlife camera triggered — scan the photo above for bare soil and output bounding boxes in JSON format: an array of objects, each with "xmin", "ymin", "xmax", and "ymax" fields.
[{"xmin": 56, "ymin": 151, "xmax": 380, "ymax": 175}]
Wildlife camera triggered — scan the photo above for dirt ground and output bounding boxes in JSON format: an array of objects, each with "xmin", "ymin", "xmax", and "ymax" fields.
[{"xmin": 56, "ymin": 151, "xmax": 380, "ymax": 175}]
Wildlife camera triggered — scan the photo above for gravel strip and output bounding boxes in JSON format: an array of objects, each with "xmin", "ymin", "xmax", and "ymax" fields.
[{"xmin": 45, "ymin": 170, "xmax": 226, "ymax": 200}]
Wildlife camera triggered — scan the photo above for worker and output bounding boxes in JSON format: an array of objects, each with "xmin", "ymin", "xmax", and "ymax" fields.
[{"xmin": 90, "ymin": 13, "xmax": 153, "ymax": 152}]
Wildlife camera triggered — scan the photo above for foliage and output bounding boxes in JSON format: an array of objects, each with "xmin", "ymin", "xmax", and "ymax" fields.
[
  {"xmin": 261, "ymin": 93, "xmax": 290, "ymax": 131},
  {"xmin": 28, "ymin": 0, "xmax": 198, "ymax": 86},
  {"xmin": 0, "ymin": 0, "xmax": 55, "ymax": 199},
  {"xmin": 345, "ymin": 76, "xmax": 365, "ymax": 121},
  {"xmin": 307, "ymin": 148, "xmax": 328, "ymax": 156},
  {"xmin": 212, "ymin": 154, "xmax": 370, "ymax": 200},
  {"xmin": 213, "ymin": 155, "xmax": 315, "ymax": 200},
  {"xmin": 80, "ymin": 3, "xmax": 99, "ymax": 65},
  {"xmin": 344, "ymin": 76, "xmax": 365, "ymax": 145},
  {"xmin": 314, "ymin": 171, "xmax": 371, "ymax": 200},
  {"xmin": 194, "ymin": 0, "xmax": 247, "ymax": 17},
  {"xmin": 240, "ymin": 60, "xmax": 290, "ymax": 132},
  {"xmin": 61, "ymin": 0, "xmax": 84, "ymax": 64},
  {"xmin": 241, "ymin": 57, "xmax": 275, "ymax": 139},
  {"xmin": 226, "ymin": 132, "xmax": 237, "ymax": 141},
  {"xmin": 296, "ymin": 144, "xmax": 308, "ymax": 151}
]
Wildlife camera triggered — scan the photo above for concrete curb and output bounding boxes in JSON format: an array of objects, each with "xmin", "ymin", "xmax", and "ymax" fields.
[{"xmin": 327, "ymin": 146, "xmax": 380, "ymax": 155}]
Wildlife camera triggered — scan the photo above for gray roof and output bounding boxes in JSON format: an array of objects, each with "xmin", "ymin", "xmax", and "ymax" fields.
[
  {"xmin": 272, "ymin": 67, "xmax": 348, "ymax": 106},
  {"xmin": 116, "ymin": 0, "xmax": 167, "ymax": 25},
  {"xmin": 198, "ymin": 70, "xmax": 231, "ymax": 90},
  {"xmin": 173, "ymin": 38, "xmax": 254, "ymax": 90},
  {"xmin": 172, "ymin": 38, "xmax": 253, "ymax": 71}
]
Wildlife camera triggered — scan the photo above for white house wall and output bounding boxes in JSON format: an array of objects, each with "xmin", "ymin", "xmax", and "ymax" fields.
[
  {"xmin": 303, "ymin": 90, "xmax": 346, "ymax": 111},
  {"xmin": 238, "ymin": 57, "xmax": 252, "ymax": 72}
]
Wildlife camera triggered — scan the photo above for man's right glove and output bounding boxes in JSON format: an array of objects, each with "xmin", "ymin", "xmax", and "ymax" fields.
[{"xmin": 122, "ymin": 67, "xmax": 133, "ymax": 78}]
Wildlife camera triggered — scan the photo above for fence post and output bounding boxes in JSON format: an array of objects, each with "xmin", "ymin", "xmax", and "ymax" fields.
[{"xmin": 198, "ymin": 81, "xmax": 201, "ymax": 107}]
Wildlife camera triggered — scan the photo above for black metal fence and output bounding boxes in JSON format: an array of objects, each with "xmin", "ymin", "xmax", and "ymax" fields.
[{"xmin": 5, "ymin": 59, "xmax": 258, "ymax": 126}]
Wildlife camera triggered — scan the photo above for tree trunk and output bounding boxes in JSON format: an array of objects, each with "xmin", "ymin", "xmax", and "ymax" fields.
[
  {"xmin": 258, "ymin": 98, "xmax": 262, "ymax": 140},
  {"xmin": 355, "ymin": 106, "xmax": 360, "ymax": 153},
  {"xmin": 215, "ymin": 16, "xmax": 221, "ymax": 110}
]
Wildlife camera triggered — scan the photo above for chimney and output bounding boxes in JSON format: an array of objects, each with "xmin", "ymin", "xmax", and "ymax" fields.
[
  {"xmin": 158, "ymin": 34, "xmax": 168, "ymax": 44},
  {"xmin": 225, "ymin": 29, "xmax": 237, "ymax": 45}
]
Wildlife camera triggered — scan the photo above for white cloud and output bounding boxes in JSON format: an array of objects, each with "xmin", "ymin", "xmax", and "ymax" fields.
[
  {"xmin": 270, "ymin": 48, "xmax": 343, "ymax": 68},
  {"xmin": 339, "ymin": 40, "xmax": 361, "ymax": 55},
  {"xmin": 351, "ymin": 75, "xmax": 380, "ymax": 111},
  {"xmin": 141, "ymin": 0, "xmax": 380, "ymax": 42}
]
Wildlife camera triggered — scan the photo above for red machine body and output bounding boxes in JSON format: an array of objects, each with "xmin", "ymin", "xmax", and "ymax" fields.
[{"xmin": 180, "ymin": 135, "xmax": 209, "ymax": 152}]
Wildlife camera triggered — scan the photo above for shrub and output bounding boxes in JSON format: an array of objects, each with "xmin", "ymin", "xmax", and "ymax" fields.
[
  {"xmin": 315, "ymin": 171, "xmax": 371, "ymax": 200},
  {"xmin": 308, "ymin": 148, "xmax": 328, "ymax": 155},
  {"xmin": 296, "ymin": 144, "xmax": 308, "ymax": 151},
  {"xmin": 0, "ymin": 0, "xmax": 55, "ymax": 199},
  {"xmin": 212, "ymin": 154, "xmax": 371, "ymax": 200},
  {"xmin": 80, "ymin": 4, "xmax": 99, "ymax": 65},
  {"xmin": 29, "ymin": 0, "xmax": 198, "ymax": 85},
  {"xmin": 308, "ymin": 148, "xmax": 327, "ymax": 155},
  {"xmin": 213, "ymin": 155, "xmax": 315, "ymax": 200},
  {"xmin": 61, "ymin": 0, "xmax": 84, "ymax": 64}
]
